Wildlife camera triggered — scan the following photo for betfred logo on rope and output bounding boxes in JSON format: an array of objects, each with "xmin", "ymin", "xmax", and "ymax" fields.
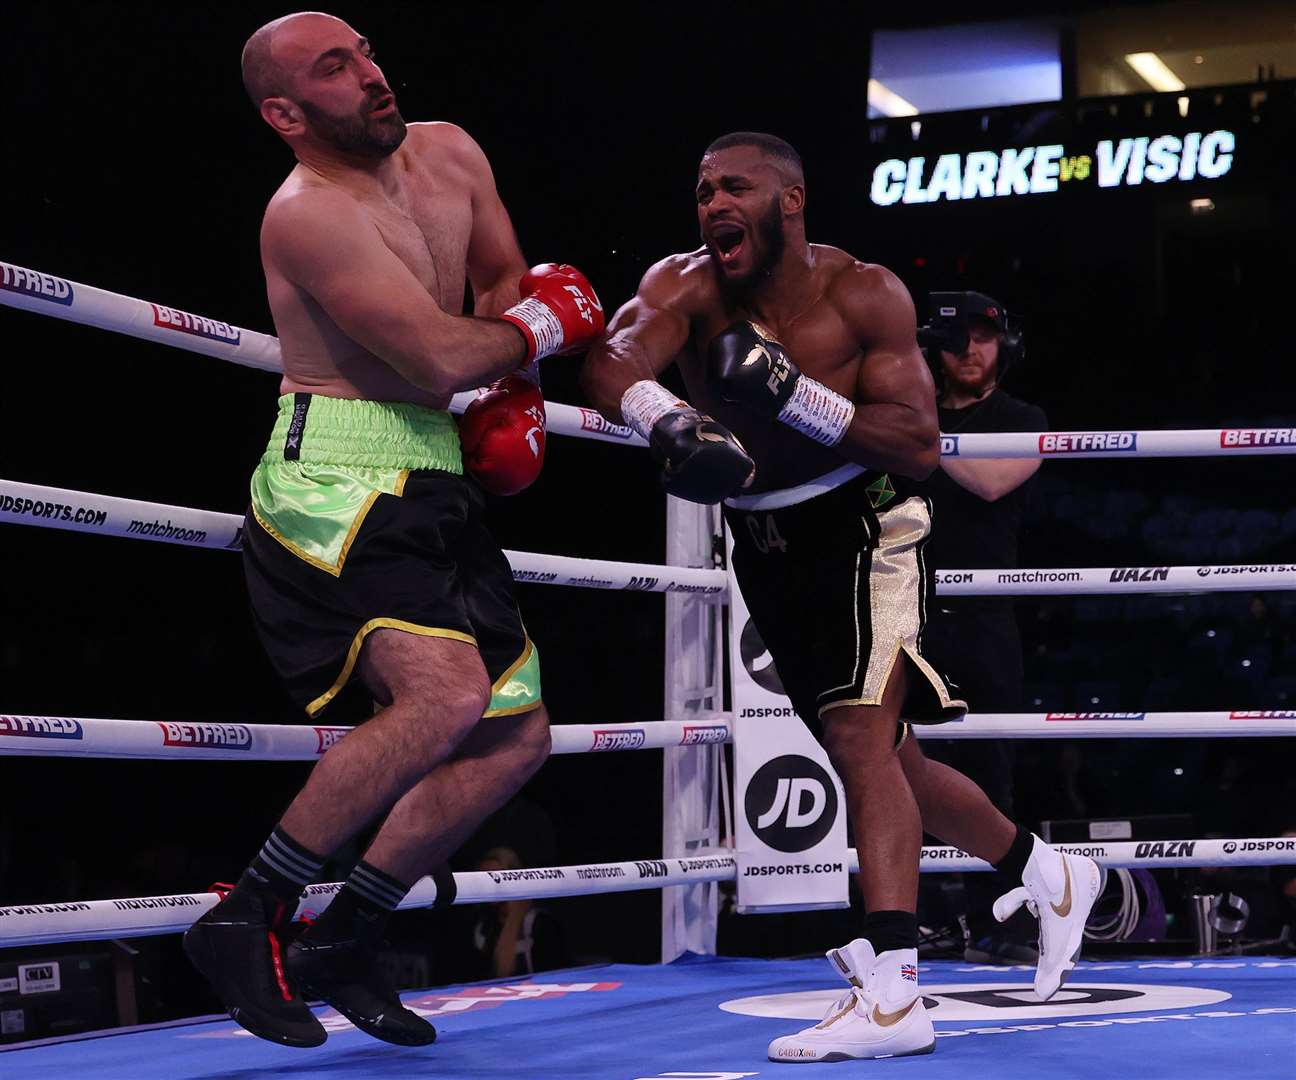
[
  {"xmin": 1230, "ymin": 710, "xmax": 1296, "ymax": 719},
  {"xmin": 1040, "ymin": 432, "xmax": 1137, "ymax": 453},
  {"xmin": 0, "ymin": 262, "xmax": 73, "ymax": 305},
  {"xmin": 1046, "ymin": 712, "xmax": 1146, "ymax": 721},
  {"xmin": 150, "ymin": 304, "xmax": 241, "ymax": 345},
  {"xmin": 1220, "ymin": 428, "xmax": 1295, "ymax": 448},
  {"xmin": 0, "ymin": 716, "xmax": 83, "ymax": 740},
  {"xmin": 577, "ymin": 407, "xmax": 634, "ymax": 440},
  {"xmin": 590, "ymin": 728, "xmax": 646, "ymax": 751},
  {"xmin": 681, "ymin": 724, "xmax": 729, "ymax": 745},
  {"xmin": 314, "ymin": 727, "xmax": 349, "ymax": 753},
  {"xmin": 157, "ymin": 722, "xmax": 253, "ymax": 750}
]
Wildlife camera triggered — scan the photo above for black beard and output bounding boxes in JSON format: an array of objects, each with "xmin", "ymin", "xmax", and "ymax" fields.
[
  {"xmin": 711, "ymin": 197, "xmax": 786, "ymax": 298},
  {"xmin": 300, "ymin": 99, "xmax": 408, "ymax": 158}
]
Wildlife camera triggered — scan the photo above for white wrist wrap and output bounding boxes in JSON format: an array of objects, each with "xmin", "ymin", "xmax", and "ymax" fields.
[
  {"xmin": 504, "ymin": 297, "xmax": 565, "ymax": 360},
  {"xmin": 777, "ymin": 376, "xmax": 855, "ymax": 446},
  {"xmin": 620, "ymin": 380, "xmax": 686, "ymax": 441}
]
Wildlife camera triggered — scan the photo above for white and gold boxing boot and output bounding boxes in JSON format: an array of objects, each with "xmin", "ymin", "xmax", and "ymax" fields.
[
  {"xmin": 992, "ymin": 834, "xmax": 1101, "ymax": 1000},
  {"xmin": 767, "ymin": 938, "xmax": 934, "ymax": 1063}
]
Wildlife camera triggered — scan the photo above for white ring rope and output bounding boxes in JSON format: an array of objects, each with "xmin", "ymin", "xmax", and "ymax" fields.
[
  {"xmin": 939, "ymin": 429, "xmax": 1296, "ymax": 458},
  {"xmin": 2, "ymin": 838, "xmax": 1291, "ymax": 949},
  {"xmin": 0, "ymin": 478, "xmax": 727, "ymax": 597},
  {"xmin": 5, "ymin": 477, "xmax": 1294, "ymax": 597},
  {"xmin": 3, "ymin": 259, "xmax": 1293, "ymax": 458},
  {"xmin": 936, "ymin": 565, "xmax": 1296, "ymax": 595},
  {"xmin": 923, "ymin": 710, "xmax": 1296, "ymax": 739},
  {"xmin": 0, "ymin": 716, "xmax": 733, "ymax": 760},
  {"xmin": 0, "ymin": 710, "xmax": 1290, "ymax": 762},
  {"xmin": 0, "ymin": 259, "xmax": 645, "ymax": 443}
]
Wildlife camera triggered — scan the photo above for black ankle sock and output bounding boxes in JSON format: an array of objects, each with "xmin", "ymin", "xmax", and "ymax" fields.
[
  {"xmin": 993, "ymin": 825, "xmax": 1035, "ymax": 886},
  {"xmin": 308, "ymin": 861, "xmax": 412, "ymax": 946},
  {"xmin": 861, "ymin": 910, "xmax": 918, "ymax": 954},
  {"xmin": 243, "ymin": 825, "xmax": 326, "ymax": 911}
]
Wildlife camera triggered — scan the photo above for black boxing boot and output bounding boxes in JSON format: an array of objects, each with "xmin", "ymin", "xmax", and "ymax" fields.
[
  {"xmin": 183, "ymin": 871, "xmax": 327, "ymax": 1048},
  {"xmin": 285, "ymin": 863, "xmax": 436, "ymax": 1047}
]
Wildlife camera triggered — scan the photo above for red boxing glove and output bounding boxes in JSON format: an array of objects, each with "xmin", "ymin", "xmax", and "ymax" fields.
[
  {"xmin": 499, "ymin": 263, "xmax": 605, "ymax": 362},
  {"xmin": 459, "ymin": 376, "xmax": 547, "ymax": 495}
]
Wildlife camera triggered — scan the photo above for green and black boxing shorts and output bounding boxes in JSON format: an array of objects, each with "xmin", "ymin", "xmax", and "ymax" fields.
[
  {"xmin": 242, "ymin": 393, "xmax": 540, "ymax": 719},
  {"xmin": 723, "ymin": 464, "xmax": 966, "ymax": 740}
]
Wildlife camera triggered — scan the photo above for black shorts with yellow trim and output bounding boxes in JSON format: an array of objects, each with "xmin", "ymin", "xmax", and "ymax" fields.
[
  {"xmin": 724, "ymin": 472, "xmax": 966, "ymax": 741},
  {"xmin": 243, "ymin": 468, "xmax": 537, "ymax": 719}
]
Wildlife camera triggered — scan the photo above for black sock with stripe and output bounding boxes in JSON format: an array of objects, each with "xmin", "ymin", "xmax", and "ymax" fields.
[
  {"xmin": 305, "ymin": 861, "xmax": 412, "ymax": 947},
  {"xmin": 239, "ymin": 826, "xmax": 326, "ymax": 918}
]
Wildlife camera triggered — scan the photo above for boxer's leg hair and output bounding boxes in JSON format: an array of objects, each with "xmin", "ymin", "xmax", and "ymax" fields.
[
  {"xmin": 277, "ymin": 629, "xmax": 488, "ymax": 855},
  {"xmin": 358, "ymin": 704, "xmax": 551, "ymax": 884}
]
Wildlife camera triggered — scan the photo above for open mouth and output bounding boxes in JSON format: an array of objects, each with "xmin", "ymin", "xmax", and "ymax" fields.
[
  {"xmin": 370, "ymin": 95, "xmax": 396, "ymax": 116},
  {"xmin": 710, "ymin": 223, "xmax": 746, "ymax": 264}
]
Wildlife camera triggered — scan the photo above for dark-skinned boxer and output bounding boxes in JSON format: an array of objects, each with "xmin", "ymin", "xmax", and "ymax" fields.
[{"xmin": 581, "ymin": 131, "xmax": 1098, "ymax": 1063}]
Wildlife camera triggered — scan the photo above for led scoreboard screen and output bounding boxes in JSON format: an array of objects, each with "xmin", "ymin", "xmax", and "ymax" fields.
[{"xmin": 870, "ymin": 129, "xmax": 1236, "ymax": 206}]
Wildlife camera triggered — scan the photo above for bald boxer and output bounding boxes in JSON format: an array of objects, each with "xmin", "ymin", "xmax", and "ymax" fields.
[
  {"xmin": 581, "ymin": 132, "xmax": 1098, "ymax": 1063},
  {"xmin": 183, "ymin": 12, "xmax": 603, "ymax": 1049}
]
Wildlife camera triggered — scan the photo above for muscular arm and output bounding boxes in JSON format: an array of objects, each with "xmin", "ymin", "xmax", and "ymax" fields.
[
  {"xmin": 263, "ymin": 188, "xmax": 525, "ymax": 397},
  {"xmin": 580, "ymin": 256, "xmax": 694, "ymax": 420},
  {"xmin": 836, "ymin": 265, "xmax": 941, "ymax": 479},
  {"xmin": 939, "ymin": 456, "xmax": 1041, "ymax": 501},
  {"xmin": 450, "ymin": 126, "xmax": 528, "ymax": 318}
]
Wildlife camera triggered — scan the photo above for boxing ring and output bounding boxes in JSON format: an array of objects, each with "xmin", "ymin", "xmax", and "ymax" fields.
[{"xmin": 1, "ymin": 261, "xmax": 1294, "ymax": 1077}]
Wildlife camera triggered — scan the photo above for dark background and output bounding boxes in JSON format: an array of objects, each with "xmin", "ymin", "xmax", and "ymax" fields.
[{"xmin": 1, "ymin": 1, "xmax": 1293, "ymax": 1028}]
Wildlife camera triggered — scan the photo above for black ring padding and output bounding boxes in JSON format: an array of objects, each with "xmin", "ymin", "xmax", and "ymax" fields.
[{"xmin": 430, "ymin": 863, "xmax": 458, "ymax": 908}]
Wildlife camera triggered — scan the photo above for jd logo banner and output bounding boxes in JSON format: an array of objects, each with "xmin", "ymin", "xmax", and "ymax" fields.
[
  {"xmin": 739, "ymin": 618, "xmax": 785, "ymax": 695},
  {"xmin": 745, "ymin": 755, "xmax": 838, "ymax": 853},
  {"xmin": 728, "ymin": 527, "xmax": 847, "ymax": 912}
]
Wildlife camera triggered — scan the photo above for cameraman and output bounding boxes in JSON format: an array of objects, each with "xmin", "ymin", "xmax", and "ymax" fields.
[{"xmin": 919, "ymin": 291, "xmax": 1048, "ymax": 963}]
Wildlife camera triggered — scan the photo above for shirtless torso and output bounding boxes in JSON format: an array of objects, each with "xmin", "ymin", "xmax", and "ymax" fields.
[
  {"xmin": 261, "ymin": 121, "xmax": 526, "ymax": 405},
  {"xmin": 585, "ymin": 239, "xmax": 938, "ymax": 493},
  {"xmin": 658, "ymin": 243, "xmax": 903, "ymax": 491}
]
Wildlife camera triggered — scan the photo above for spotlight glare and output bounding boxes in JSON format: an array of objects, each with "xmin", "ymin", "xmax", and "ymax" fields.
[
  {"xmin": 1125, "ymin": 52, "xmax": 1187, "ymax": 92},
  {"xmin": 868, "ymin": 78, "xmax": 919, "ymax": 118}
]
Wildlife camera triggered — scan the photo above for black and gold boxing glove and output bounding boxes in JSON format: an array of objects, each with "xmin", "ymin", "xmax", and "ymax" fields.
[
  {"xmin": 708, "ymin": 321, "xmax": 855, "ymax": 447},
  {"xmin": 650, "ymin": 407, "xmax": 754, "ymax": 504},
  {"xmin": 619, "ymin": 380, "xmax": 754, "ymax": 504}
]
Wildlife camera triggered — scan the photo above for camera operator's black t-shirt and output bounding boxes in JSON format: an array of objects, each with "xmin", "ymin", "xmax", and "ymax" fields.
[{"xmin": 926, "ymin": 389, "xmax": 1048, "ymax": 578}]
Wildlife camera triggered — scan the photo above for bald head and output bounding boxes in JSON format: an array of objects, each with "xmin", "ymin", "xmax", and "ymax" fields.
[{"xmin": 241, "ymin": 11, "xmax": 350, "ymax": 107}]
